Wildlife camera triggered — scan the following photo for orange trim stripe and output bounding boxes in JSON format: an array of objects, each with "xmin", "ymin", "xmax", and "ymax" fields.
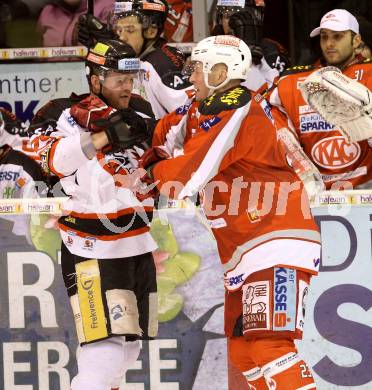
[
  {"xmin": 58, "ymin": 223, "xmax": 150, "ymax": 240},
  {"xmin": 63, "ymin": 206, "xmax": 153, "ymax": 220},
  {"xmin": 48, "ymin": 140, "xmax": 65, "ymax": 178}
]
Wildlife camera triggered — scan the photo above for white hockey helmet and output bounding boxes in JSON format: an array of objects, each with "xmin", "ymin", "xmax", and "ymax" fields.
[{"xmin": 191, "ymin": 35, "xmax": 252, "ymax": 92}]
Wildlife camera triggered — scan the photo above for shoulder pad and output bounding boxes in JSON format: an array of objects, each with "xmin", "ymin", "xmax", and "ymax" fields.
[
  {"xmin": 129, "ymin": 94, "xmax": 155, "ymax": 118},
  {"xmin": 281, "ymin": 64, "xmax": 316, "ymax": 76},
  {"xmin": 29, "ymin": 94, "xmax": 88, "ymax": 132},
  {"xmin": 199, "ymin": 86, "xmax": 251, "ymax": 115},
  {"xmin": 143, "ymin": 44, "xmax": 184, "ymax": 74},
  {"xmin": 144, "ymin": 45, "xmax": 191, "ymax": 90}
]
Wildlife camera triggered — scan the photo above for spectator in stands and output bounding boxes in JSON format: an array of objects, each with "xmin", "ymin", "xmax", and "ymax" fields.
[
  {"xmin": 356, "ymin": 16, "xmax": 372, "ymax": 59},
  {"xmin": 211, "ymin": 0, "xmax": 291, "ymax": 92},
  {"xmin": 38, "ymin": 0, "xmax": 114, "ymax": 46},
  {"xmin": 0, "ymin": 0, "xmax": 42, "ymax": 47}
]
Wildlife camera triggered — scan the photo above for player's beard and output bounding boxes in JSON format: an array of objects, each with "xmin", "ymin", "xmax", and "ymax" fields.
[{"xmin": 326, "ymin": 51, "xmax": 355, "ymax": 69}]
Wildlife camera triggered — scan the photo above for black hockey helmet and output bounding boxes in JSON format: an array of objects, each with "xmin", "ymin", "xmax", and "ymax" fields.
[
  {"xmin": 215, "ymin": 0, "xmax": 265, "ymax": 25},
  {"xmin": 110, "ymin": 0, "xmax": 169, "ymax": 32},
  {"xmin": 85, "ymin": 38, "xmax": 140, "ymax": 79}
]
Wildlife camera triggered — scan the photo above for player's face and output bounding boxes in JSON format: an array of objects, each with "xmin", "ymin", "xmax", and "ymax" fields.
[
  {"xmin": 115, "ymin": 16, "xmax": 144, "ymax": 56},
  {"xmin": 101, "ymin": 71, "xmax": 136, "ymax": 110},
  {"xmin": 320, "ymin": 29, "xmax": 359, "ymax": 67},
  {"xmin": 189, "ymin": 62, "xmax": 210, "ymax": 101}
]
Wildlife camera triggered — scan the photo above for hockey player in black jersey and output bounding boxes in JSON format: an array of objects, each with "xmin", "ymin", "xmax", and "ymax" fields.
[
  {"xmin": 79, "ymin": 0, "xmax": 192, "ymax": 119},
  {"xmin": 213, "ymin": 0, "xmax": 291, "ymax": 91},
  {"xmin": 30, "ymin": 39, "xmax": 158, "ymax": 390}
]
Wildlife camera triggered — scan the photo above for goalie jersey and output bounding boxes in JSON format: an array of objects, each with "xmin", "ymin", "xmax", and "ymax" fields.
[
  {"xmin": 269, "ymin": 58, "xmax": 372, "ymax": 188},
  {"xmin": 151, "ymin": 86, "xmax": 321, "ymax": 291}
]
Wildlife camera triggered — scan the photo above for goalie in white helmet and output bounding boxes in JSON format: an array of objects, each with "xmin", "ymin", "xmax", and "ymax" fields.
[{"xmin": 141, "ymin": 34, "xmax": 320, "ymax": 390}]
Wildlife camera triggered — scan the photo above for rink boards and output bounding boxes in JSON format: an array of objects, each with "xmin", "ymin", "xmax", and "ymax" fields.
[{"xmin": 0, "ymin": 195, "xmax": 371, "ymax": 390}]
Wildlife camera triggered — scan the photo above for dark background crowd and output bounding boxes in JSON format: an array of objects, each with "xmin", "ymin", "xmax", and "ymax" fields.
[{"xmin": 0, "ymin": 0, "xmax": 371, "ymax": 64}]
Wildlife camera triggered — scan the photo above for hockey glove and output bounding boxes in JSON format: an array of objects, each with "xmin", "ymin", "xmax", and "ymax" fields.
[
  {"xmin": 228, "ymin": 10, "xmax": 264, "ymax": 64},
  {"xmin": 120, "ymin": 107, "xmax": 155, "ymax": 135},
  {"xmin": 299, "ymin": 66, "xmax": 372, "ymax": 142},
  {"xmin": 78, "ymin": 14, "xmax": 116, "ymax": 48},
  {"xmin": 102, "ymin": 109, "xmax": 150, "ymax": 151},
  {"xmin": 139, "ymin": 146, "xmax": 170, "ymax": 179}
]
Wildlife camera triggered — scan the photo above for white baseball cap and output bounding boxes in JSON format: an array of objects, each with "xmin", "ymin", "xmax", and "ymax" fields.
[{"xmin": 310, "ymin": 9, "xmax": 359, "ymax": 37}]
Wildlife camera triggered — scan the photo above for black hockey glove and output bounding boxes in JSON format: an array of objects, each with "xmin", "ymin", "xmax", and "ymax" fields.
[
  {"xmin": 104, "ymin": 109, "xmax": 152, "ymax": 151},
  {"xmin": 78, "ymin": 14, "xmax": 116, "ymax": 48},
  {"xmin": 229, "ymin": 10, "xmax": 264, "ymax": 65},
  {"xmin": 119, "ymin": 108, "xmax": 158, "ymax": 144}
]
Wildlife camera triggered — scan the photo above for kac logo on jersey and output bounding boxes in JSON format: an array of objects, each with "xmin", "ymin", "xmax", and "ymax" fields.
[
  {"xmin": 311, "ymin": 136, "xmax": 361, "ymax": 169},
  {"xmin": 273, "ymin": 267, "xmax": 296, "ymax": 331}
]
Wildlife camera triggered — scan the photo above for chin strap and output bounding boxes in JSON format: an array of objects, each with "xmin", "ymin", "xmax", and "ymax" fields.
[{"xmin": 204, "ymin": 73, "xmax": 231, "ymax": 97}]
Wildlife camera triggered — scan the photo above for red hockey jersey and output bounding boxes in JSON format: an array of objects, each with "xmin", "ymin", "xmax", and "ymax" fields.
[
  {"xmin": 151, "ymin": 86, "xmax": 321, "ymax": 291},
  {"xmin": 269, "ymin": 57, "xmax": 372, "ymax": 188}
]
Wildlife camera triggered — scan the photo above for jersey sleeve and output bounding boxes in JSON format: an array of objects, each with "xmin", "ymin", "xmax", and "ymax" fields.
[
  {"xmin": 30, "ymin": 107, "xmax": 91, "ymax": 178},
  {"xmin": 152, "ymin": 99, "xmax": 276, "ymax": 199},
  {"xmin": 269, "ymin": 81, "xmax": 299, "ymax": 140},
  {"xmin": 152, "ymin": 102, "xmax": 192, "ymax": 152}
]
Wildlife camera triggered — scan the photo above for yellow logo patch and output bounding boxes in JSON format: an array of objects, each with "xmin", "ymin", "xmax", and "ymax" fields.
[
  {"xmin": 76, "ymin": 259, "xmax": 108, "ymax": 342},
  {"xmin": 91, "ymin": 43, "xmax": 110, "ymax": 56},
  {"xmin": 220, "ymin": 87, "xmax": 245, "ymax": 106}
]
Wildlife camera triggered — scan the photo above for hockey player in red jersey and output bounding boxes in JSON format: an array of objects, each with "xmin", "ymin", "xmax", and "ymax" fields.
[
  {"xmin": 141, "ymin": 35, "xmax": 320, "ymax": 389},
  {"xmin": 269, "ymin": 9, "xmax": 372, "ymax": 189},
  {"xmin": 29, "ymin": 39, "xmax": 158, "ymax": 390},
  {"xmin": 79, "ymin": 0, "xmax": 192, "ymax": 119}
]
